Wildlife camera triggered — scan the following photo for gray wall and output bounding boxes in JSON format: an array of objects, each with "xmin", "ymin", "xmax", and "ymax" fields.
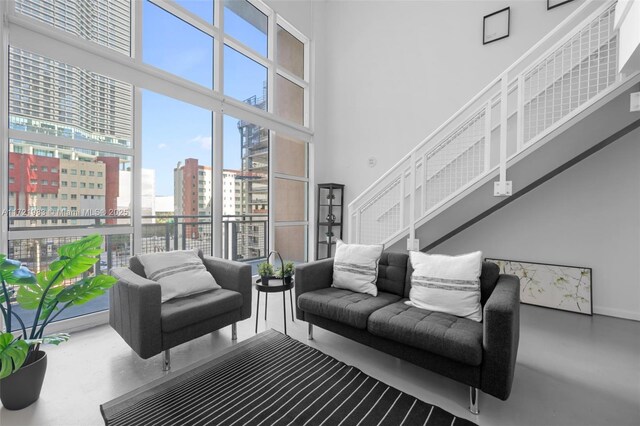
[
  {"xmin": 314, "ymin": 0, "xmax": 584, "ymax": 221},
  {"xmin": 430, "ymin": 127, "xmax": 640, "ymax": 321}
]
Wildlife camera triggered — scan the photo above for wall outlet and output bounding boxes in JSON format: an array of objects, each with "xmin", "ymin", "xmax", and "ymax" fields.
[
  {"xmin": 631, "ymin": 92, "xmax": 640, "ymax": 112},
  {"xmin": 493, "ymin": 181, "xmax": 513, "ymax": 196},
  {"xmin": 407, "ymin": 238, "xmax": 420, "ymax": 251}
]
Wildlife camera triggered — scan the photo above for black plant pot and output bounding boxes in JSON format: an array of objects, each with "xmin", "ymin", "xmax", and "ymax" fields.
[
  {"xmin": 0, "ymin": 350, "xmax": 47, "ymax": 410},
  {"xmin": 261, "ymin": 275, "xmax": 270, "ymax": 286},
  {"xmin": 284, "ymin": 276, "xmax": 292, "ymax": 285}
]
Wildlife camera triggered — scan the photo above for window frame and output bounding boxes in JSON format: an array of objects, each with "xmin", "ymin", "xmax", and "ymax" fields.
[{"xmin": 0, "ymin": 0, "xmax": 315, "ymax": 333}]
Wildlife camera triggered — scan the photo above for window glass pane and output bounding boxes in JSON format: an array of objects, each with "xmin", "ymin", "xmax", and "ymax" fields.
[
  {"xmin": 7, "ymin": 233, "xmax": 132, "ymax": 325},
  {"xmin": 224, "ymin": 45, "xmax": 267, "ymax": 110},
  {"xmin": 9, "ymin": 47, "xmax": 133, "ymax": 147},
  {"xmin": 224, "ymin": 0, "xmax": 267, "ymax": 56},
  {"xmin": 143, "ymin": 0, "xmax": 213, "ymax": 89},
  {"xmin": 275, "ymin": 75, "xmax": 304, "ymax": 125},
  {"xmin": 273, "ymin": 134, "xmax": 307, "ymax": 177},
  {"xmin": 274, "ymin": 178, "xmax": 306, "ymax": 222},
  {"xmin": 277, "ymin": 25, "xmax": 304, "ymax": 79},
  {"xmin": 8, "ymin": 139, "xmax": 132, "ymax": 228},
  {"xmin": 275, "ymin": 225, "xmax": 307, "ymax": 263},
  {"xmin": 175, "ymin": 0, "xmax": 214, "ymax": 24},
  {"xmin": 142, "ymin": 90, "xmax": 213, "ymax": 255},
  {"xmin": 15, "ymin": 0, "xmax": 131, "ymax": 56},
  {"xmin": 223, "ymin": 115, "xmax": 268, "ymax": 265}
]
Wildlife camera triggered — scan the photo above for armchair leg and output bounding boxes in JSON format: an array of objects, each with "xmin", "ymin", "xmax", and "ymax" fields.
[
  {"xmin": 308, "ymin": 323, "xmax": 314, "ymax": 340},
  {"xmin": 162, "ymin": 349, "xmax": 171, "ymax": 372},
  {"xmin": 469, "ymin": 387, "xmax": 479, "ymax": 414},
  {"xmin": 232, "ymin": 323, "xmax": 237, "ymax": 341}
]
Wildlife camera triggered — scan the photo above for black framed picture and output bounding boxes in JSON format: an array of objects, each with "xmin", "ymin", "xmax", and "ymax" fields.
[
  {"xmin": 548, "ymin": 0, "xmax": 575, "ymax": 10},
  {"xmin": 483, "ymin": 7, "xmax": 510, "ymax": 45}
]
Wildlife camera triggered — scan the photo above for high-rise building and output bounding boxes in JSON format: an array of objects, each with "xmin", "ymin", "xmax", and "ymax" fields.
[{"xmin": 6, "ymin": 3, "xmax": 133, "ymax": 229}]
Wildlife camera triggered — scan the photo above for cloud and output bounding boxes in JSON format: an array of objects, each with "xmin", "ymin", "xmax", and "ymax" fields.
[
  {"xmin": 190, "ymin": 135, "xmax": 212, "ymax": 150},
  {"xmin": 157, "ymin": 143, "xmax": 168, "ymax": 150}
]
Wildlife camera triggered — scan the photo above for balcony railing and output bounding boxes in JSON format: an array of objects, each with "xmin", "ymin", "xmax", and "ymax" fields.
[{"xmin": 7, "ymin": 214, "xmax": 269, "ymax": 274}]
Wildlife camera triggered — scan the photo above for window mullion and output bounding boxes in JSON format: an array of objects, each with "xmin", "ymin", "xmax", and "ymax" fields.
[{"xmin": 150, "ymin": 0, "xmax": 219, "ymax": 39}]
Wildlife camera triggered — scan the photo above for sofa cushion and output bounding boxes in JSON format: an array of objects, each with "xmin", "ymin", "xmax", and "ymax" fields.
[
  {"xmin": 367, "ymin": 300, "xmax": 483, "ymax": 366},
  {"xmin": 298, "ymin": 288, "xmax": 400, "ymax": 329},
  {"xmin": 138, "ymin": 249, "xmax": 221, "ymax": 303},
  {"xmin": 332, "ymin": 240, "xmax": 384, "ymax": 296},
  {"xmin": 161, "ymin": 289, "xmax": 242, "ymax": 333},
  {"xmin": 376, "ymin": 252, "xmax": 409, "ymax": 297}
]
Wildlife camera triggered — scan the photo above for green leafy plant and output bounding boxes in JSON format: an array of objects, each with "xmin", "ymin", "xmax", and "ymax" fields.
[
  {"xmin": 276, "ymin": 261, "xmax": 295, "ymax": 278},
  {"xmin": 257, "ymin": 262, "xmax": 274, "ymax": 277},
  {"xmin": 0, "ymin": 234, "xmax": 117, "ymax": 379}
]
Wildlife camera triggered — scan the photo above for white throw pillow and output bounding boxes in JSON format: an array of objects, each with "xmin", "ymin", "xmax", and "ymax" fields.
[
  {"xmin": 407, "ymin": 251, "xmax": 483, "ymax": 322},
  {"xmin": 332, "ymin": 240, "xmax": 383, "ymax": 296},
  {"xmin": 137, "ymin": 249, "xmax": 220, "ymax": 303}
]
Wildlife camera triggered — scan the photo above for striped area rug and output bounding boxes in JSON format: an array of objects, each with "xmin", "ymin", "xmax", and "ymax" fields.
[{"xmin": 101, "ymin": 330, "xmax": 476, "ymax": 426}]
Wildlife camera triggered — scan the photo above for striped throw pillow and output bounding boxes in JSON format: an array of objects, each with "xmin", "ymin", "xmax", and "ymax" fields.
[
  {"xmin": 332, "ymin": 240, "xmax": 383, "ymax": 296},
  {"xmin": 407, "ymin": 251, "xmax": 483, "ymax": 322},
  {"xmin": 138, "ymin": 249, "xmax": 220, "ymax": 303}
]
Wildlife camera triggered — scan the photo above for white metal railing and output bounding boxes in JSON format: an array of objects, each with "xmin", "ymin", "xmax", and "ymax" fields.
[{"xmin": 349, "ymin": 0, "xmax": 623, "ymax": 246}]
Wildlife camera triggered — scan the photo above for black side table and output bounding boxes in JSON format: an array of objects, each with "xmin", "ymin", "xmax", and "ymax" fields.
[{"xmin": 255, "ymin": 279, "xmax": 295, "ymax": 335}]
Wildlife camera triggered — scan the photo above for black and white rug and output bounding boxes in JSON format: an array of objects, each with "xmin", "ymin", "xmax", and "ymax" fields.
[{"xmin": 101, "ymin": 330, "xmax": 476, "ymax": 426}]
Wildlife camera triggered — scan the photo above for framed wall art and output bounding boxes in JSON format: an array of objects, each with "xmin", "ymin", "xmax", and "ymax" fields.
[
  {"xmin": 483, "ymin": 7, "xmax": 510, "ymax": 45},
  {"xmin": 548, "ymin": 0, "xmax": 575, "ymax": 10},
  {"xmin": 486, "ymin": 258, "xmax": 592, "ymax": 315}
]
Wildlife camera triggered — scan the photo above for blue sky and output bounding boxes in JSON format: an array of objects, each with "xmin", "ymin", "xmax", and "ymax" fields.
[{"xmin": 142, "ymin": 0, "xmax": 267, "ymax": 196}]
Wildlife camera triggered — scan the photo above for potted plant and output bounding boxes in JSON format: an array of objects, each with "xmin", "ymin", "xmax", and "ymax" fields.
[
  {"xmin": 0, "ymin": 234, "xmax": 116, "ymax": 410},
  {"xmin": 325, "ymin": 231, "xmax": 334, "ymax": 244},
  {"xmin": 277, "ymin": 261, "xmax": 295, "ymax": 285},
  {"xmin": 257, "ymin": 262, "xmax": 274, "ymax": 286}
]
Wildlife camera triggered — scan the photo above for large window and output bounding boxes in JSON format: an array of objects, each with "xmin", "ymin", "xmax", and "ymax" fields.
[
  {"xmin": 223, "ymin": 115, "xmax": 268, "ymax": 268},
  {"xmin": 141, "ymin": 91, "xmax": 213, "ymax": 255},
  {"xmin": 6, "ymin": 47, "xmax": 134, "ymax": 324},
  {"xmin": 2, "ymin": 0, "xmax": 312, "ymax": 329},
  {"xmin": 143, "ymin": 0, "xmax": 214, "ymax": 89}
]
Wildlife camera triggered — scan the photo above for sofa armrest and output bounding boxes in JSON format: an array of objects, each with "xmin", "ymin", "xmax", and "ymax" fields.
[
  {"xmin": 481, "ymin": 274, "xmax": 520, "ymax": 400},
  {"xmin": 294, "ymin": 258, "xmax": 334, "ymax": 320},
  {"xmin": 109, "ymin": 267, "xmax": 162, "ymax": 359},
  {"xmin": 202, "ymin": 256, "xmax": 252, "ymax": 320}
]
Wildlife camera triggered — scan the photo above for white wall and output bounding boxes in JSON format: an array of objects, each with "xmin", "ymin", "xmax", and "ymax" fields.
[
  {"xmin": 314, "ymin": 0, "xmax": 585, "ymax": 213},
  {"xmin": 430, "ymin": 127, "xmax": 640, "ymax": 321}
]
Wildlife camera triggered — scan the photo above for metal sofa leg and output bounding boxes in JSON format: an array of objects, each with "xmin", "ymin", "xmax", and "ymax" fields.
[
  {"xmin": 232, "ymin": 323, "xmax": 237, "ymax": 341},
  {"xmin": 469, "ymin": 387, "xmax": 479, "ymax": 414},
  {"xmin": 162, "ymin": 349, "xmax": 171, "ymax": 372},
  {"xmin": 308, "ymin": 323, "xmax": 314, "ymax": 340}
]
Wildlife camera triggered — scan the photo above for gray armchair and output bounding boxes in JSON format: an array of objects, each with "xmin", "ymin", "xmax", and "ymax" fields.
[{"xmin": 109, "ymin": 252, "xmax": 252, "ymax": 370}]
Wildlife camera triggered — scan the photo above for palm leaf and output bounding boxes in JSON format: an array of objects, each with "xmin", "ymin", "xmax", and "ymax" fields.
[
  {"xmin": 25, "ymin": 333, "xmax": 70, "ymax": 346},
  {"xmin": 56, "ymin": 275, "xmax": 117, "ymax": 306},
  {"xmin": 0, "ymin": 332, "xmax": 29, "ymax": 379},
  {"xmin": 16, "ymin": 271, "xmax": 64, "ymax": 319},
  {"xmin": 50, "ymin": 234, "xmax": 103, "ymax": 279}
]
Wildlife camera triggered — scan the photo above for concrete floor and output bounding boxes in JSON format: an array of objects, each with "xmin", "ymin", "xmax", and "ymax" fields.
[{"xmin": 1, "ymin": 289, "xmax": 639, "ymax": 426}]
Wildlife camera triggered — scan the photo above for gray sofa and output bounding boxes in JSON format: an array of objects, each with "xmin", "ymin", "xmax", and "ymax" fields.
[
  {"xmin": 109, "ymin": 253, "xmax": 252, "ymax": 370},
  {"xmin": 295, "ymin": 252, "xmax": 520, "ymax": 413}
]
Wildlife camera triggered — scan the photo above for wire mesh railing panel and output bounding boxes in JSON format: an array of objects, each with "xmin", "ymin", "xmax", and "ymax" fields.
[
  {"xmin": 7, "ymin": 234, "xmax": 131, "ymax": 276},
  {"xmin": 523, "ymin": 5, "xmax": 617, "ymax": 144},
  {"xmin": 425, "ymin": 110, "xmax": 486, "ymax": 210},
  {"xmin": 358, "ymin": 178, "xmax": 402, "ymax": 245}
]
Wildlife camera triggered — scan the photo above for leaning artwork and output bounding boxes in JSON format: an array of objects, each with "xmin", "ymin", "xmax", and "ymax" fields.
[{"xmin": 486, "ymin": 258, "xmax": 592, "ymax": 315}]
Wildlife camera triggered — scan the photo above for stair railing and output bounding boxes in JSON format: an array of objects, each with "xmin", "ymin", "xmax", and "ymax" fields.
[{"xmin": 348, "ymin": 0, "xmax": 622, "ymax": 247}]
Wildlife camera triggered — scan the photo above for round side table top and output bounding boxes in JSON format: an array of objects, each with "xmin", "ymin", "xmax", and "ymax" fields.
[{"xmin": 254, "ymin": 278, "xmax": 294, "ymax": 293}]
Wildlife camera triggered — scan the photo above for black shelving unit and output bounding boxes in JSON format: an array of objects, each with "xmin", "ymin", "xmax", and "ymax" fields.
[{"xmin": 316, "ymin": 183, "xmax": 344, "ymax": 260}]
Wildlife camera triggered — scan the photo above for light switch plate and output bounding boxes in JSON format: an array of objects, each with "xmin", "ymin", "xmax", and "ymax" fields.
[
  {"xmin": 407, "ymin": 238, "xmax": 420, "ymax": 251},
  {"xmin": 631, "ymin": 92, "xmax": 640, "ymax": 112}
]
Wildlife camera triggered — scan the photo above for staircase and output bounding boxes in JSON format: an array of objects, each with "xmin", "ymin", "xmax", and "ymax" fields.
[{"xmin": 348, "ymin": 0, "xmax": 640, "ymax": 250}]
